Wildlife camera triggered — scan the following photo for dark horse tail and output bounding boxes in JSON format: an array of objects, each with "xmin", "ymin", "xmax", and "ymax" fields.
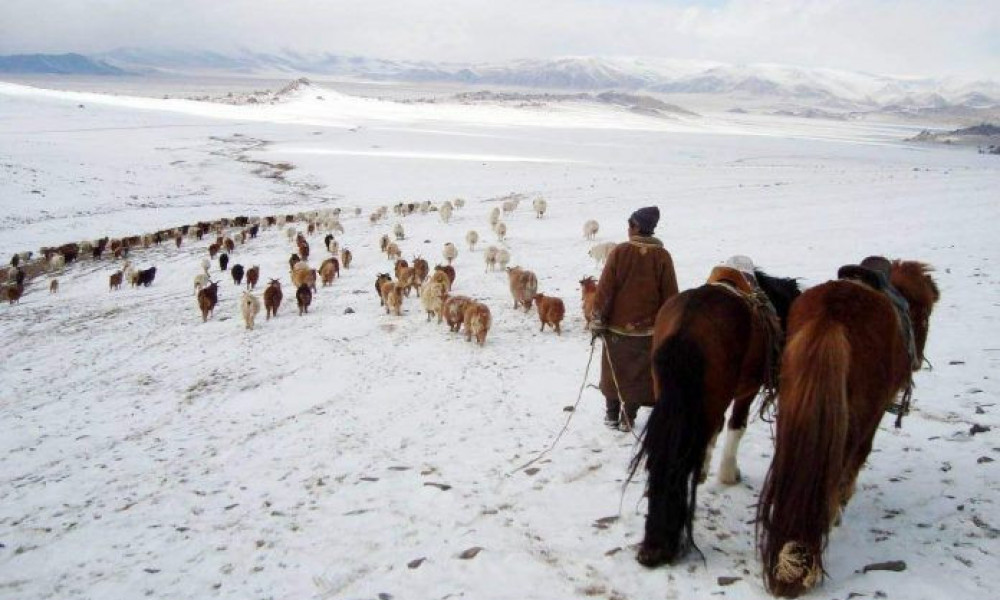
[
  {"xmin": 628, "ymin": 334, "xmax": 707, "ymax": 567},
  {"xmin": 757, "ymin": 319, "xmax": 850, "ymax": 598}
]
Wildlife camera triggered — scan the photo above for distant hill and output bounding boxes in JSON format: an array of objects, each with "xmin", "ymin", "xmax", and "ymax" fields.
[{"xmin": 0, "ymin": 53, "xmax": 127, "ymax": 75}]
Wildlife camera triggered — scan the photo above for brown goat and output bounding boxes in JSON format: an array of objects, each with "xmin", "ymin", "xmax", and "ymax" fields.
[
  {"xmin": 412, "ymin": 257, "xmax": 429, "ymax": 284},
  {"xmin": 379, "ymin": 280, "xmax": 403, "ymax": 316},
  {"xmin": 434, "ymin": 264, "xmax": 456, "ymax": 287},
  {"xmin": 534, "ymin": 293, "xmax": 566, "ymax": 334},
  {"xmin": 320, "ymin": 257, "xmax": 340, "ymax": 286},
  {"xmin": 264, "ymin": 279, "xmax": 282, "ymax": 319},
  {"xmin": 296, "ymin": 283, "xmax": 312, "ymax": 315},
  {"xmin": 507, "ymin": 267, "xmax": 539, "ymax": 312},
  {"xmin": 443, "ymin": 295, "xmax": 473, "ymax": 332},
  {"xmin": 340, "ymin": 248, "xmax": 352, "ymax": 269},
  {"xmin": 109, "ymin": 271, "xmax": 123, "ymax": 291},
  {"xmin": 579, "ymin": 276, "xmax": 598, "ymax": 329},
  {"xmin": 463, "ymin": 301, "xmax": 492, "ymax": 345},
  {"xmin": 197, "ymin": 281, "xmax": 219, "ymax": 322},
  {"xmin": 246, "ymin": 266, "xmax": 260, "ymax": 290},
  {"xmin": 208, "ymin": 243, "xmax": 220, "ymax": 259}
]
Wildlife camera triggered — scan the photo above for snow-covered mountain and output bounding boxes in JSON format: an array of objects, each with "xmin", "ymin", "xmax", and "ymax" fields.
[{"xmin": 7, "ymin": 48, "xmax": 998, "ymax": 112}]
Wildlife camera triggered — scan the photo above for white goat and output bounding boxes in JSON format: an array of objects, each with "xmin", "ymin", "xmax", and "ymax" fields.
[
  {"xmin": 497, "ymin": 248, "xmax": 511, "ymax": 270},
  {"xmin": 484, "ymin": 246, "xmax": 499, "ymax": 272},
  {"xmin": 533, "ymin": 197, "xmax": 547, "ymax": 218},
  {"xmin": 241, "ymin": 291, "xmax": 261, "ymax": 330},
  {"xmin": 583, "ymin": 219, "xmax": 600, "ymax": 240},
  {"xmin": 588, "ymin": 241, "xmax": 616, "ymax": 265},
  {"xmin": 442, "ymin": 242, "xmax": 458, "ymax": 265},
  {"xmin": 465, "ymin": 230, "xmax": 479, "ymax": 251}
]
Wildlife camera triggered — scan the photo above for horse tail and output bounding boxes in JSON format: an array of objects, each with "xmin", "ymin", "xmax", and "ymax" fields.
[
  {"xmin": 757, "ymin": 318, "xmax": 849, "ymax": 597},
  {"xmin": 628, "ymin": 334, "xmax": 707, "ymax": 566}
]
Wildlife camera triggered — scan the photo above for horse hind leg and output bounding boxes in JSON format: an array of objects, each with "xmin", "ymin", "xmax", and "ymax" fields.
[
  {"xmin": 718, "ymin": 392, "xmax": 754, "ymax": 485},
  {"xmin": 699, "ymin": 430, "xmax": 720, "ymax": 484}
]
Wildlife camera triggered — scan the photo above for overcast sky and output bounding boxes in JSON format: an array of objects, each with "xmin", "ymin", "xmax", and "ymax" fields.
[{"xmin": 1, "ymin": 0, "xmax": 998, "ymax": 79}]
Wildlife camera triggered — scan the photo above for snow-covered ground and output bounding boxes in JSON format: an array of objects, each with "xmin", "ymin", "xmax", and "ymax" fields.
[{"xmin": 0, "ymin": 80, "xmax": 997, "ymax": 600}]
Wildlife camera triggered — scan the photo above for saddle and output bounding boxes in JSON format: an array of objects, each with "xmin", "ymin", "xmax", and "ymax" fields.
[
  {"xmin": 838, "ymin": 257, "xmax": 919, "ymax": 422},
  {"xmin": 707, "ymin": 265, "xmax": 755, "ymax": 295}
]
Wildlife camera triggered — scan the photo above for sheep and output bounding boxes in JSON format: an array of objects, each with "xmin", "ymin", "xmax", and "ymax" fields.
[
  {"xmin": 420, "ymin": 280, "xmax": 448, "ymax": 322},
  {"xmin": 197, "ymin": 281, "xmax": 219, "ymax": 322},
  {"xmin": 201, "ymin": 258, "xmax": 210, "ymax": 274},
  {"xmin": 386, "ymin": 242, "xmax": 402, "ymax": 261},
  {"xmin": 583, "ymin": 219, "xmax": 599, "ymax": 240},
  {"xmin": 319, "ymin": 257, "xmax": 340, "ymax": 286},
  {"xmin": 534, "ymin": 293, "xmax": 566, "ymax": 334},
  {"xmin": 109, "ymin": 271, "xmax": 123, "ymax": 291},
  {"xmin": 329, "ymin": 220, "xmax": 344, "ymax": 234},
  {"xmin": 579, "ymin": 276, "xmax": 598, "ymax": 329},
  {"xmin": 394, "ymin": 223, "xmax": 405, "ymax": 241},
  {"xmin": 49, "ymin": 254, "xmax": 66, "ymax": 271},
  {"xmin": 533, "ymin": 197, "xmax": 547, "ymax": 218},
  {"xmin": 484, "ymin": 246, "xmax": 499, "ymax": 272},
  {"xmin": 340, "ymin": 248, "xmax": 353, "ymax": 269},
  {"xmin": 463, "ymin": 302, "xmax": 492, "ymax": 346},
  {"xmin": 507, "ymin": 266, "xmax": 538, "ymax": 312},
  {"xmin": 412, "ymin": 257, "xmax": 429, "ymax": 284},
  {"xmin": 454, "ymin": 198, "xmax": 465, "ymax": 209},
  {"xmin": 502, "ymin": 198, "xmax": 519, "ymax": 215},
  {"xmin": 219, "ymin": 253, "xmax": 229, "ymax": 272},
  {"xmin": 494, "ymin": 222, "xmax": 507, "ymax": 242},
  {"xmin": 440, "ymin": 203, "xmax": 453, "ymax": 224},
  {"xmin": 443, "ymin": 295, "xmax": 472, "ymax": 332},
  {"xmin": 194, "ymin": 272, "xmax": 210, "ymax": 294},
  {"xmin": 442, "ymin": 242, "xmax": 457, "ymax": 265},
  {"xmin": 488, "ymin": 207, "xmax": 501, "ymax": 227},
  {"xmin": 497, "ymin": 248, "xmax": 511, "ymax": 270},
  {"xmin": 246, "ymin": 266, "xmax": 260, "ymax": 290},
  {"xmin": 369, "ymin": 212, "xmax": 380, "ymax": 225},
  {"xmin": 264, "ymin": 279, "xmax": 282, "ymax": 319},
  {"xmin": 296, "ymin": 283, "xmax": 313, "ymax": 316},
  {"xmin": 286, "ymin": 226, "xmax": 297, "ymax": 241},
  {"xmin": 49, "ymin": 279, "xmax": 59, "ymax": 294},
  {"xmin": 588, "ymin": 241, "xmax": 616, "ymax": 265},
  {"xmin": 230, "ymin": 264, "xmax": 245, "ymax": 286},
  {"xmin": 466, "ymin": 230, "xmax": 479, "ymax": 251},
  {"xmin": 241, "ymin": 291, "xmax": 261, "ymax": 330}
]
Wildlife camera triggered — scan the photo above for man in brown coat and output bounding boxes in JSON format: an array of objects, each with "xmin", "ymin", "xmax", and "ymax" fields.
[{"xmin": 591, "ymin": 206, "xmax": 679, "ymax": 431}]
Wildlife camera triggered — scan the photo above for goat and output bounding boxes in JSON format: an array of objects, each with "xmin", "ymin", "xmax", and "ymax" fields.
[
  {"xmin": 340, "ymin": 248, "xmax": 352, "ymax": 269},
  {"xmin": 194, "ymin": 272, "xmax": 210, "ymax": 294},
  {"xmin": 440, "ymin": 203, "xmax": 453, "ymax": 224},
  {"xmin": 291, "ymin": 264, "xmax": 317, "ymax": 292},
  {"xmin": 241, "ymin": 291, "xmax": 260, "ymax": 330},
  {"xmin": 379, "ymin": 280, "xmax": 403, "ymax": 316},
  {"xmin": 136, "ymin": 266, "xmax": 157, "ymax": 287},
  {"xmin": 579, "ymin": 276, "xmax": 598, "ymax": 329},
  {"xmin": 583, "ymin": 219, "xmax": 599, "ymax": 240},
  {"xmin": 2, "ymin": 283, "xmax": 23, "ymax": 305},
  {"xmin": 466, "ymin": 230, "xmax": 479, "ymax": 251},
  {"xmin": 463, "ymin": 302, "xmax": 492, "ymax": 346},
  {"xmin": 494, "ymin": 222, "xmax": 507, "ymax": 242},
  {"xmin": 429, "ymin": 270, "xmax": 451, "ymax": 293},
  {"xmin": 197, "ymin": 281, "xmax": 219, "ymax": 322},
  {"xmin": 264, "ymin": 279, "xmax": 282, "ymax": 319},
  {"xmin": 394, "ymin": 259, "xmax": 410, "ymax": 280},
  {"xmin": 534, "ymin": 293, "xmax": 566, "ymax": 334},
  {"xmin": 443, "ymin": 295, "xmax": 472, "ymax": 332},
  {"xmin": 288, "ymin": 253, "xmax": 301, "ymax": 271},
  {"xmin": 394, "ymin": 223, "xmax": 405, "ymax": 241},
  {"xmin": 588, "ymin": 241, "xmax": 616, "ymax": 265},
  {"xmin": 319, "ymin": 257, "xmax": 340, "ymax": 286},
  {"xmin": 507, "ymin": 266, "xmax": 538, "ymax": 312},
  {"xmin": 296, "ymin": 283, "xmax": 312, "ymax": 316},
  {"xmin": 219, "ymin": 253, "xmax": 229, "ymax": 272},
  {"xmin": 209, "ymin": 243, "xmax": 221, "ymax": 259},
  {"xmin": 109, "ymin": 271, "xmax": 123, "ymax": 291},
  {"xmin": 434, "ymin": 264, "xmax": 456, "ymax": 288},
  {"xmin": 375, "ymin": 273, "xmax": 392, "ymax": 306},
  {"xmin": 246, "ymin": 266, "xmax": 260, "ymax": 290},
  {"xmin": 488, "ymin": 207, "xmax": 501, "ymax": 227},
  {"xmin": 412, "ymin": 258, "xmax": 429, "ymax": 285},
  {"xmin": 231, "ymin": 264, "xmax": 245, "ymax": 286},
  {"xmin": 454, "ymin": 198, "xmax": 465, "ymax": 209},
  {"xmin": 502, "ymin": 198, "xmax": 519, "ymax": 215},
  {"xmin": 386, "ymin": 242, "xmax": 402, "ymax": 261},
  {"xmin": 49, "ymin": 279, "xmax": 59, "ymax": 294}
]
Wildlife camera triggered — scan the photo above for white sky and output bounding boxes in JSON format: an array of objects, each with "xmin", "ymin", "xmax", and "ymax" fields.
[{"xmin": 1, "ymin": 0, "xmax": 998, "ymax": 79}]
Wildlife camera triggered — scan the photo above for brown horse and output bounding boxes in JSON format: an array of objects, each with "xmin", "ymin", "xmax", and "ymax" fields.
[
  {"xmin": 628, "ymin": 267, "xmax": 801, "ymax": 567},
  {"xmin": 756, "ymin": 260, "xmax": 939, "ymax": 597}
]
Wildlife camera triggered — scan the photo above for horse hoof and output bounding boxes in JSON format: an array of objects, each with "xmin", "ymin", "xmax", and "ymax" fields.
[
  {"xmin": 637, "ymin": 544, "xmax": 669, "ymax": 568},
  {"xmin": 719, "ymin": 468, "xmax": 742, "ymax": 485}
]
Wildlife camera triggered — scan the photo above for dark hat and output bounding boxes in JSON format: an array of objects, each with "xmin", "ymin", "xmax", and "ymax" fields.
[
  {"xmin": 629, "ymin": 206, "xmax": 660, "ymax": 234},
  {"xmin": 860, "ymin": 255, "xmax": 891, "ymax": 280}
]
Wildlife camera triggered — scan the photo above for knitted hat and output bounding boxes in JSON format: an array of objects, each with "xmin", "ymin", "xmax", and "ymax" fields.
[
  {"xmin": 724, "ymin": 255, "xmax": 755, "ymax": 275},
  {"xmin": 628, "ymin": 206, "xmax": 660, "ymax": 234}
]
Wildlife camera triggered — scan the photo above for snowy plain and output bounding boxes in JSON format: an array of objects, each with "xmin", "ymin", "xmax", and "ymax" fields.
[{"xmin": 0, "ymin": 79, "xmax": 998, "ymax": 600}]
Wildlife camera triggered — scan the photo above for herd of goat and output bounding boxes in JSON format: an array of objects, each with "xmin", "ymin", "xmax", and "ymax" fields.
[{"xmin": 2, "ymin": 196, "xmax": 616, "ymax": 346}]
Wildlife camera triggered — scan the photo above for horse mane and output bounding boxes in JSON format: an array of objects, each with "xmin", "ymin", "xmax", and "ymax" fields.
[
  {"xmin": 754, "ymin": 269, "xmax": 802, "ymax": 329},
  {"xmin": 891, "ymin": 260, "xmax": 940, "ymax": 304}
]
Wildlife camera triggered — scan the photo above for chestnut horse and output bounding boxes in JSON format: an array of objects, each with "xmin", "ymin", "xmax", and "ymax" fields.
[
  {"xmin": 756, "ymin": 260, "xmax": 938, "ymax": 597},
  {"xmin": 628, "ymin": 267, "xmax": 801, "ymax": 567}
]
